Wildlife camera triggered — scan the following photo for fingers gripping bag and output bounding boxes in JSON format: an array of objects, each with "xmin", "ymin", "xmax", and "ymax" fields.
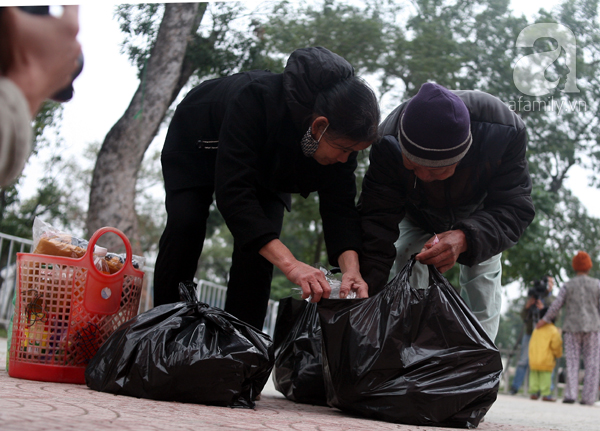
[
  {"xmin": 273, "ymin": 269, "xmax": 354, "ymax": 406},
  {"xmin": 317, "ymin": 256, "xmax": 502, "ymax": 428},
  {"xmin": 85, "ymin": 281, "xmax": 274, "ymax": 408}
]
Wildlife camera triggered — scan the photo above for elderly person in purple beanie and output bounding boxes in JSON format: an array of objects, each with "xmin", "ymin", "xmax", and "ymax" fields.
[{"xmin": 358, "ymin": 82, "xmax": 535, "ymax": 340}]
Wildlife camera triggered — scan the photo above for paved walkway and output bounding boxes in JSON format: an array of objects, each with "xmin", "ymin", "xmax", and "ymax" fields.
[{"xmin": 1, "ymin": 338, "xmax": 598, "ymax": 431}]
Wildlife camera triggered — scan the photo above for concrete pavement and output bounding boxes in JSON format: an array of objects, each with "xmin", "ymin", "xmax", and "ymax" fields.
[{"xmin": 1, "ymin": 338, "xmax": 598, "ymax": 430}]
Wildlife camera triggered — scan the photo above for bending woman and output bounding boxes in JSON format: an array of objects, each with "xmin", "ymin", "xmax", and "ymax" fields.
[{"xmin": 154, "ymin": 47, "xmax": 380, "ymax": 329}]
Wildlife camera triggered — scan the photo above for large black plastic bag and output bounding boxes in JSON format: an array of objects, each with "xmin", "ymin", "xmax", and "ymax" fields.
[
  {"xmin": 272, "ymin": 297, "xmax": 327, "ymax": 406},
  {"xmin": 85, "ymin": 281, "xmax": 274, "ymax": 408},
  {"xmin": 318, "ymin": 256, "xmax": 502, "ymax": 428}
]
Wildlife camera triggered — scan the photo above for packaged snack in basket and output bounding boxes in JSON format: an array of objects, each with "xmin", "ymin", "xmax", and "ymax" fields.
[
  {"xmin": 32, "ymin": 217, "xmax": 146, "ymax": 272},
  {"xmin": 32, "ymin": 218, "xmax": 89, "ymax": 258},
  {"xmin": 93, "ymin": 247, "xmax": 110, "ymax": 274},
  {"xmin": 104, "ymin": 252, "xmax": 146, "ymax": 274}
]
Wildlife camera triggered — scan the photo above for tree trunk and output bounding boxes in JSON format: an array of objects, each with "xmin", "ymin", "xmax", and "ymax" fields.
[{"xmin": 86, "ymin": 3, "xmax": 205, "ymax": 253}]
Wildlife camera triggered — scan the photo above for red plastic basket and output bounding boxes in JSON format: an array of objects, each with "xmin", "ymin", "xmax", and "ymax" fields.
[{"xmin": 8, "ymin": 227, "xmax": 144, "ymax": 384}]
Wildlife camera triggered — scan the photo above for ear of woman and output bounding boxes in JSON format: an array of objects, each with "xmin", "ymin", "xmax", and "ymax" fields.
[{"xmin": 310, "ymin": 116, "xmax": 329, "ymax": 139}]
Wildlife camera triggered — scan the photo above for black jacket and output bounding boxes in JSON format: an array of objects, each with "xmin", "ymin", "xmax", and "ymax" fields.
[
  {"xmin": 358, "ymin": 90, "xmax": 535, "ymax": 291},
  {"xmin": 161, "ymin": 47, "xmax": 360, "ymax": 265}
]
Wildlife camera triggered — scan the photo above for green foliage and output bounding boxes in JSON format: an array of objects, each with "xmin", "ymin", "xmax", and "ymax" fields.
[
  {"xmin": 260, "ymin": 0, "xmax": 393, "ymax": 74},
  {"xmin": 499, "ymin": 0, "xmax": 600, "ymax": 288},
  {"xmin": 115, "ymin": 3, "xmax": 164, "ymax": 77}
]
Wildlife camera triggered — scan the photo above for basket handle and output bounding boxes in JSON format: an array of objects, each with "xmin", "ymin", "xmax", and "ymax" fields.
[
  {"xmin": 85, "ymin": 226, "xmax": 135, "ymax": 275},
  {"xmin": 83, "ymin": 227, "xmax": 134, "ymax": 315}
]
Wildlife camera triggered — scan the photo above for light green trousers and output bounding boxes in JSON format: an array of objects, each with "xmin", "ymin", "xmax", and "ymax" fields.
[
  {"xmin": 394, "ymin": 218, "xmax": 502, "ymax": 341},
  {"xmin": 529, "ymin": 370, "xmax": 552, "ymax": 397}
]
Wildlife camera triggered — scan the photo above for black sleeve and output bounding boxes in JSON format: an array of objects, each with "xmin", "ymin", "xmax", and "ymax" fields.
[
  {"xmin": 453, "ymin": 126, "xmax": 535, "ymax": 266},
  {"xmin": 214, "ymin": 81, "xmax": 281, "ymax": 253},
  {"xmin": 357, "ymin": 136, "xmax": 407, "ymax": 293}
]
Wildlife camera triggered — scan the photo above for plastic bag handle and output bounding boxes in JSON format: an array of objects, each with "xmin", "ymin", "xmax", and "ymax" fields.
[
  {"xmin": 400, "ymin": 254, "xmax": 452, "ymax": 293},
  {"xmin": 397, "ymin": 254, "xmax": 418, "ymax": 283}
]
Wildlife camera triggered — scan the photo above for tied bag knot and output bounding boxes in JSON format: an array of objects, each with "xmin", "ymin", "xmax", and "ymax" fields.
[{"xmin": 86, "ymin": 281, "xmax": 274, "ymax": 408}]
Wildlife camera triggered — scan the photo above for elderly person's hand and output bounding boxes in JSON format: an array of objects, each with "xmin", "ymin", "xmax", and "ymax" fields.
[
  {"xmin": 285, "ymin": 261, "xmax": 332, "ymax": 302},
  {"xmin": 415, "ymin": 229, "xmax": 468, "ymax": 273},
  {"xmin": 260, "ymin": 238, "xmax": 332, "ymax": 302},
  {"xmin": 337, "ymin": 250, "xmax": 369, "ymax": 299}
]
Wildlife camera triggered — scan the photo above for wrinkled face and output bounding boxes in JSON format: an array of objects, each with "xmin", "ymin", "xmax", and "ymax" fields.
[
  {"xmin": 312, "ymin": 137, "xmax": 371, "ymax": 165},
  {"xmin": 401, "ymin": 153, "xmax": 458, "ymax": 182}
]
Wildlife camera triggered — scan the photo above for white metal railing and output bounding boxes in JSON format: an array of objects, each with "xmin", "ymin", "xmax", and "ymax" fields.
[
  {"xmin": 0, "ymin": 232, "xmax": 33, "ymax": 329},
  {"xmin": 195, "ymin": 278, "xmax": 279, "ymax": 336},
  {"xmin": 0, "ymin": 233, "xmax": 278, "ymax": 337}
]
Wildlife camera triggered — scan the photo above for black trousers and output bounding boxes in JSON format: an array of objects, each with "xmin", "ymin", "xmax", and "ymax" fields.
[{"xmin": 153, "ymin": 186, "xmax": 285, "ymax": 329}]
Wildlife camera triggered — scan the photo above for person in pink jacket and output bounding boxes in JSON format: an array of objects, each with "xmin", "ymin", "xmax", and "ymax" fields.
[{"xmin": 529, "ymin": 308, "xmax": 562, "ymax": 402}]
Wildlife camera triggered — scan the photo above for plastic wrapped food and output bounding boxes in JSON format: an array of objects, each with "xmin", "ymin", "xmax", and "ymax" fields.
[{"xmin": 32, "ymin": 217, "xmax": 145, "ymax": 272}]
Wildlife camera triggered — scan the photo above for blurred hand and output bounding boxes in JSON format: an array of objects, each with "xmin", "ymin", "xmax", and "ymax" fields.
[
  {"xmin": 415, "ymin": 229, "xmax": 467, "ymax": 273},
  {"xmin": 535, "ymin": 319, "xmax": 548, "ymax": 330},
  {"xmin": 3, "ymin": 6, "xmax": 81, "ymax": 116}
]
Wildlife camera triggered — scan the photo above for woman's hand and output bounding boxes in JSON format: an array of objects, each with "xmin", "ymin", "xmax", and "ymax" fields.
[
  {"xmin": 339, "ymin": 271, "xmax": 368, "ymax": 299},
  {"xmin": 259, "ymin": 239, "xmax": 331, "ymax": 302},
  {"xmin": 284, "ymin": 261, "xmax": 331, "ymax": 301},
  {"xmin": 337, "ymin": 250, "xmax": 369, "ymax": 299}
]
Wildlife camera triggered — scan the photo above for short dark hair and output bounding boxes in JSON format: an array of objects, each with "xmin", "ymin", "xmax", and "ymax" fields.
[
  {"xmin": 540, "ymin": 307, "xmax": 556, "ymax": 324},
  {"xmin": 313, "ymin": 76, "xmax": 380, "ymax": 144}
]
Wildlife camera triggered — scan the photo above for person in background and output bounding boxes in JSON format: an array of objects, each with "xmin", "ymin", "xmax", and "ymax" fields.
[
  {"xmin": 154, "ymin": 47, "xmax": 380, "ymax": 330},
  {"xmin": 528, "ymin": 307, "xmax": 562, "ymax": 402},
  {"xmin": 358, "ymin": 82, "xmax": 535, "ymax": 340},
  {"xmin": 536, "ymin": 251, "xmax": 600, "ymax": 405},
  {"xmin": 0, "ymin": 5, "xmax": 81, "ymax": 187},
  {"xmin": 510, "ymin": 275, "xmax": 556, "ymax": 395}
]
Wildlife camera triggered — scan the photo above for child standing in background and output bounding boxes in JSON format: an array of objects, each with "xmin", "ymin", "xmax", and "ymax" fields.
[{"xmin": 529, "ymin": 308, "xmax": 563, "ymax": 402}]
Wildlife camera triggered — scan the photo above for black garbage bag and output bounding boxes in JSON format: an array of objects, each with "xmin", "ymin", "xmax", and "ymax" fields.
[
  {"xmin": 85, "ymin": 281, "xmax": 274, "ymax": 408},
  {"xmin": 272, "ymin": 297, "xmax": 327, "ymax": 406},
  {"xmin": 318, "ymin": 256, "xmax": 502, "ymax": 428}
]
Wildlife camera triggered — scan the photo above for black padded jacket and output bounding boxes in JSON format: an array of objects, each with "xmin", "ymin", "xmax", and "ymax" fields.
[
  {"xmin": 358, "ymin": 90, "xmax": 535, "ymax": 292},
  {"xmin": 161, "ymin": 47, "xmax": 361, "ymax": 266}
]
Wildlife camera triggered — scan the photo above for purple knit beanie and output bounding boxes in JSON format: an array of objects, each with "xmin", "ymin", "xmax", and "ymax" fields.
[{"xmin": 399, "ymin": 82, "xmax": 472, "ymax": 167}]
